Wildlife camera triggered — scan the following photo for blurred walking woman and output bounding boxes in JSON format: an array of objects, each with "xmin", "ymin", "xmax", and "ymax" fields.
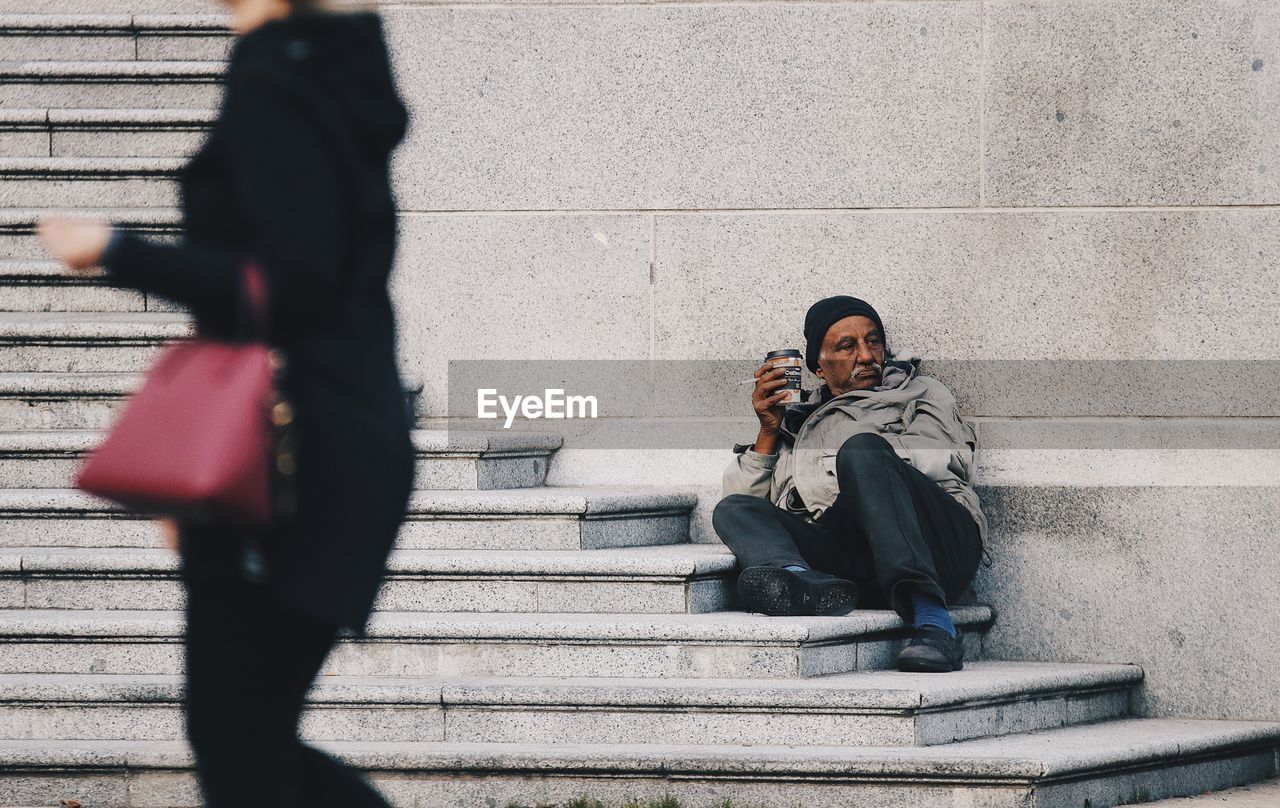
[{"xmin": 39, "ymin": 1, "xmax": 414, "ymax": 805}]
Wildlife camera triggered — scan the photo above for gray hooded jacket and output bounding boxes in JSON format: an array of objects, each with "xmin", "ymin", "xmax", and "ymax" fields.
[{"xmin": 722, "ymin": 354, "xmax": 988, "ymax": 544}]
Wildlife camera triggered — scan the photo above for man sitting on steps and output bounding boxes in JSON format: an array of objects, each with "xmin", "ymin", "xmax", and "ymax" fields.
[{"xmin": 713, "ymin": 295, "xmax": 990, "ymax": 673}]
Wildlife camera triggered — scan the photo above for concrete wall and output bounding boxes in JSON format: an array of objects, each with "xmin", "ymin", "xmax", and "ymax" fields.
[{"xmin": 375, "ymin": 0, "xmax": 1279, "ymax": 720}]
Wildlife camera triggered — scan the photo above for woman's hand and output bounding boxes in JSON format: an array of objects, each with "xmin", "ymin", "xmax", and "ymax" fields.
[
  {"xmin": 159, "ymin": 517, "xmax": 180, "ymax": 552},
  {"xmin": 37, "ymin": 215, "xmax": 112, "ymax": 274}
]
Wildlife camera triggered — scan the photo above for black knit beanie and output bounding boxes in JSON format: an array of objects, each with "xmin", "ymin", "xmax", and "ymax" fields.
[{"xmin": 803, "ymin": 296, "xmax": 886, "ymax": 373}]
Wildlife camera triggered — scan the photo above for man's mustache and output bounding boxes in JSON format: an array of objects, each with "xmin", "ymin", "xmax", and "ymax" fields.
[{"xmin": 853, "ymin": 361, "xmax": 884, "ymax": 376}]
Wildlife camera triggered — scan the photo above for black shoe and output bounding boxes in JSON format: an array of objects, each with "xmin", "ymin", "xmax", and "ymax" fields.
[
  {"xmin": 736, "ymin": 566, "xmax": 859, "ymax": 617},
  {"xmin": 896, "ymin": 627, "xmax": 965, "ymax": 672}
]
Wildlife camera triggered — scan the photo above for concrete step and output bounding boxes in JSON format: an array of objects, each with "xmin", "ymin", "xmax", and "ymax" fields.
[
  {"xmin": 0, "ymin": 372, "xmax": 425, "ymax": 429},
  {"xmin": 0, "ymin": 719, "xmax": 1276, "ymax": 807},
  {"xmin": 0, "ymin": 256, "xmax": 183, "ymax": 313},
  {"xmin": 407, "ymin": 430, "xmax": 560, "ymax": 490},
  {"xmin": 0, "ymin": 107, "xmax": 213, "ymax": 158},
  {"xmin": 0, "ymin": 662, "xmax": 1140, "ymax": 746},
  {"xmin": 0, "ymin": 606, "xmax": 993, "ymax": 678},
  {"xmin": 0, "ymin": 372, "xmax": 136, "ymax": 429},
  {"xmin": 0, "ymin": 208, "xmax": 180, "ymax": 260},
  {"xmin": 0, "ymin": 486, "xmax": 695, "ymax": 551},
  {"xmin": 0, "ymin": 157, "xmax": 181, "ymax": 207},
  {"xmin": 0, "ymin": 427, "xmax": 553, "ymax": 490},
  {"xmin": 0, "ymin": 259, "xmax": 152, "ymax": 312},
  {"xmin": 0, "ymin": 60, "xmax": 223, "ymax": 109},
  {"xmin": 0, "ymin": 544, "xmax": 731, "ymax": 614},
  {"xmin": 0, "ymin": 14, "xmax": 231, "ymax": 62},
  {"xmin": 1141, "ymin": 776, "xmax": 1280, "ymax": 806},
  {"xmin": 0, "ymin": 312, "xmax": 189, "ymax": 371},
  {"xmin": 0, "ymin": 0, "xmax": 214, "ymax": 11}
]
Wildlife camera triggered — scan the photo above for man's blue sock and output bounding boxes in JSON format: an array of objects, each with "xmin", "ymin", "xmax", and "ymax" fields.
[
  {"xmin": 911, "ymin": 590, "xmax": 957, "ymax": 637},
  {"xmin": 783, "ymin": 564, "xmax": 808, "ymax": 572}
]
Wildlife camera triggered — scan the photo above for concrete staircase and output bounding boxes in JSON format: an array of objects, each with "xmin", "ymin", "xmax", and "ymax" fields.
[{"xmin": 1, "ymin": 11, "xmax": 1278, "ymax": 808}]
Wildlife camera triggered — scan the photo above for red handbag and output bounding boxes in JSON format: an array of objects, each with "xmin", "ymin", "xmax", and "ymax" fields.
[{"xmin": 75, "ymin": 263, "xmax": 293, "ymax": 528}]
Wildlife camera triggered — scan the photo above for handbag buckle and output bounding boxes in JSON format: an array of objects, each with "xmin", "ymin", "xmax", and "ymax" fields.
[
  {"xmin": 271, "ymin": 401, "xmax": 294, "ymax": 427},
  {"xmin": 267, "ymin": 348, "xmax": 287, "ymax": 373}
]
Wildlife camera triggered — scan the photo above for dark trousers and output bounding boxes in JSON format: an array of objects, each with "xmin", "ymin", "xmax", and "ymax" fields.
[
  {"xmin": 183, "ymin": 576, "xmax": 391, "ymax": 808},
  {"xmin": 712, "ymin": 432, "xmax": 983, "ymax": 620}
]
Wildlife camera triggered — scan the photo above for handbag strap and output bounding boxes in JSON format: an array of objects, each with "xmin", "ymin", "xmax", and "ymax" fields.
[{"xmin": 235, "ymin": 262, "xmax": 271, "ymax": 342}]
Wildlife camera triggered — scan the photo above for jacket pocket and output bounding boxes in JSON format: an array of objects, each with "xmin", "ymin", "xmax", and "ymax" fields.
[{"xmin": 859, "ymin": 404, "xmax": 906, "ymax": 431}]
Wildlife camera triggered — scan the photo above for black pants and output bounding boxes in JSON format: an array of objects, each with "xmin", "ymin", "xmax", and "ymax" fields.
[
  {"xmin": 183, "ymin": 576, "xmax": 391, "ymax": 808},
  {"xmin": 712, "ymin": 432, "xmax": 983, "ymax": 620}
]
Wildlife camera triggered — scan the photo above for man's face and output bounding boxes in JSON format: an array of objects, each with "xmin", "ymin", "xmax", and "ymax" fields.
[{"xmin": 815, "ymin": 315, "xmax": 886, "ymax": 394}]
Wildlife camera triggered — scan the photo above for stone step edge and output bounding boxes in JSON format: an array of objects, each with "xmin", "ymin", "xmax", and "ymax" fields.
[
  {"xmin": 0, "ymin": 207, "xmax": 181, "ymax": 228},
  {"xmin": 0, "ymin": 718, "xmax": 1276, "ymax": 782},
  {"xmin": 0, "ymin": 426, "xmax": 556, "ymax": 458},
  {"xmin": 0, "ymin": 369, "xmax": 423, "ymax": 395},
  {"xmin": 0, "ymin": 487, "xmax": 698, "ymax": 518},
  {"xmin": 0, "ymin": 606, "xmax": 994, "ymax": 644},
  {"xmin": 0, "ymin": 156, "xmax": 186, "ymax": 176},
  {"xmin": 0, "ymin": 14, "xmax": 228, "ymax": 33},
  {"xmin": 0, "ymin": 311, "xmax": 190, "ymax": 322},
  {"xmin": 0, "ymin": 108, "xmax": 215, "ymax": 128},
  {"xmin": 0, "ymin": 313, "xmax": 192, "ymax": 342},
  {"xmin": 0, "ymin": 371, "xmax": 138, "ymax": 389},
  {"xmin": 0, "ymin": 545, "xmax": 733, "ymax": 579},
  {"xmin": 0, "ymin": 259, "xmax": 111, "ymax": 278},
  {"xmin": 0, "ymin": 61, "xmax": 225, "ymax": 79},
  {"xmin": 1141, "ymin": 776, "xmax": 1280, "ymax": 807},
  {"xmin": 0, "ymin": 662, "xmax": 1142, "ymax": 713}
]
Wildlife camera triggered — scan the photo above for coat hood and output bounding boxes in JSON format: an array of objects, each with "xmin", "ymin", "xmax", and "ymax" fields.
[
  {"xmin": 781, "ymin": 353, "xmax": 922, "ymax": 438},
  {"xmin": 231, "ymin": 11, "xmax": 409, "ymax": 161}
]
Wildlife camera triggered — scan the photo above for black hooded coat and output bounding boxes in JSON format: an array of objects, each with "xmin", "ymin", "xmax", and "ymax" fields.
[{"xmin": 103, "ymin": 11, "xmax": 415, "ymax": 632}]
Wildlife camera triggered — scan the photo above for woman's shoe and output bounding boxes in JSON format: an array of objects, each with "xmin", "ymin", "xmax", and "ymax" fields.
[
  {"xmin": 896, "ymin": 627, "xmax": 965, "ymax": 672},
  {"xmin": 736, "ymin": 566, "xmax": 859, "ymax": 616}
]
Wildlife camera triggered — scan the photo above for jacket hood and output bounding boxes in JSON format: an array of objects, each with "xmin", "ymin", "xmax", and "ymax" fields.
[
  {"xmin": 781, "ymin": 353, "xmax": 922, "ymax": 439},
  {"xmin": 232, "ymin": 11, "xmax": 409, "ymax": 160}
]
